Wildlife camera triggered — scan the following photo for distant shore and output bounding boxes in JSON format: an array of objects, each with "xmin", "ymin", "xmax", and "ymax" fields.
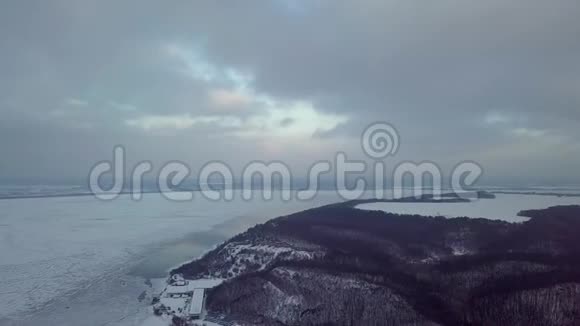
[
  {"xmin": 491, "ymin": 191, "xmax": 580, "ymax": 197},
  {"xmin": 2, "ymin": 188, "xmax": 580, "ymax": 201}
]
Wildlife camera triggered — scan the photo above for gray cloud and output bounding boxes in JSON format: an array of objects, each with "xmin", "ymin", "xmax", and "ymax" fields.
[{"xmin": 0, "ymin": 0, "xmax": 579, "ymax": 180}]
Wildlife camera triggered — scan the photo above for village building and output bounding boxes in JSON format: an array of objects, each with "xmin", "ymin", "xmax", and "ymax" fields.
[{"xmin": 158, "ymin": 275, "xmax": 223, "ymax": 320}]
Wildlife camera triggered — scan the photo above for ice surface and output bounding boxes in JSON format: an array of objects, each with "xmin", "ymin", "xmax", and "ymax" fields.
[
  {"xmin": 356, "ymin": 193, "xmax": 580, "ymax": 222},
  {"xmin": 0, "ymin": 190, "xmax": 342, "ymax": 325},
  {"xmin": 2, "ymin": 190, "xmax": 578, "ymax": 325}
]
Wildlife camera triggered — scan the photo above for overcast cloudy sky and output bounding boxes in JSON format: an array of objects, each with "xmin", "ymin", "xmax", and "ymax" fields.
[{"xmin": 0, "ymin": 1, "xmax": 579, "ymax": 182}]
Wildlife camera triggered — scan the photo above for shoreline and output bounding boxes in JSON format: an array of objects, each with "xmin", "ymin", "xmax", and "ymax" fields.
[
  {"xmin": 130, "ymin": 212, "xmax": 272, "ymax": 279},
  {"xmin": 2, "ymin": 188, "xmax": 580, "ymax": 201},
  {"xmin": 156, "ymin": 191, "xmax": 580, "ymax": 279}
]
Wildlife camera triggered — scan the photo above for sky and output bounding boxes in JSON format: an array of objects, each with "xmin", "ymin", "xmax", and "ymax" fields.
[{"xmin": 0, "ymin": 0, "xmax": 579, "ymax": 183}]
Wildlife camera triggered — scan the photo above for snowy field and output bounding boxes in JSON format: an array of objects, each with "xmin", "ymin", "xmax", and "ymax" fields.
[
  {"xmin": 0, "ymin": 191, "xmax": 342, "ymax": 326},
  {"xmin": 356, "ymin": 193, "xmax": 580, "ymax": 222}
]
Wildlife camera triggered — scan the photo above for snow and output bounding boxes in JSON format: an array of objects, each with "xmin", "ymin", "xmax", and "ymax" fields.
[
  {"xmin": 166, "ymin": 283, "xmax": 194, "ymax": 295},
  {"xmin": 356, "ymin": 193, "xmax": 580, "ymax": 222},
  {"xmin": 450, "ymin": 245, "xmax": 471, "ymax": 256},
  {"xmin": 224, "ymin": 243, "xmax": 312, "ymax": 259},
  {"xmin": 140, "ymin": 315, "xmax": 171, "ymax": 326},
  {"xmin": 155, "ymin": 278, "xmax": 221, "ymax": 322},
  {"xmin": 189, "ymin": 289, "xmax": 204, "ymax": 316},
  {"xmin": 0, "ymin": 190, "xmax": 343, "ymax": 324},
  {"xmin": 192, "ymin": 321, "xmax": 231, "ymax": 326},
  {"xmin": 0, "ymin": 193, "xmax": 228, "ymax": 319},
  {"xmin": 188, "ymin": 279, "xmax": 223, "ymax": 289},
  {"xmin": 3, "ymin": 189, "xmax": 576, "ymax": 325},
  {"xmin": 166, "ymin": 279, "xmax": 223, "ymax": 294},
  {"xmin": 159, "ymin": 297, "xmax": 187, "ymax": 314},
  {"xmin": 219, "ymin": 242, "xmax": 316, "ymax": 278}
]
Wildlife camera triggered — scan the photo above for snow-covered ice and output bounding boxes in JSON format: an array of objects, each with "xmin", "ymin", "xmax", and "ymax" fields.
[
  {"xmin": 0, "ymin": 190, "xmax": 342, "ymax": 325},
  {"xmin": 1, "ymin": 189, "xmax": 578, "ymax": 325},
  {"xmin": 356, "ymin": 193, "xmax": 580, "ymax": 222}
]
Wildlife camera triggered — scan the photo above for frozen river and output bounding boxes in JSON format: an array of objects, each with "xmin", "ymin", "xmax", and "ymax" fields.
[
  {"xmin": 356, "ymin": 193, "xmax": 580, "ymax": 222},
  {"xmin": 0, "ymin": 190, "xmax": 579, "ymax": 325},
  {"xmin": 0, "ymin": 191, "xmax": 343, "ymax": 326}
]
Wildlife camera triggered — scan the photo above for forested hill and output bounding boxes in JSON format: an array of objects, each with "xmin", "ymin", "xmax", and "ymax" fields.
[{"xmin": 172, "ymin": 200, "xmax": 580, "ymax": 326}]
